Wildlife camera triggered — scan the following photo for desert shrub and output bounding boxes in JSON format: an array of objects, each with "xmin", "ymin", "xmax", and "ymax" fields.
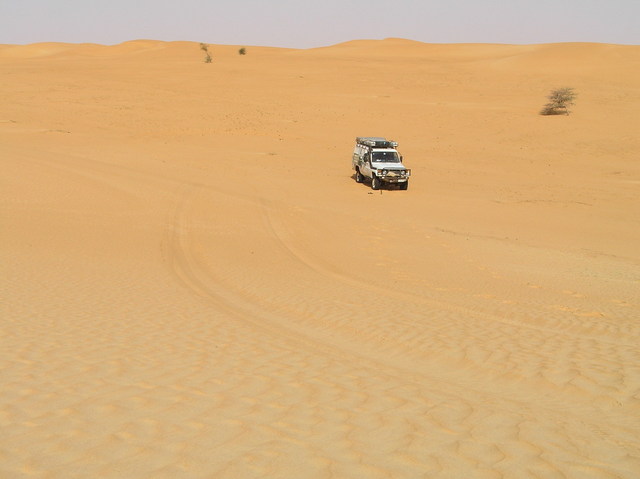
[
  {"xmin": 200, "ymin": 43, "xmax": 212, "ymax": 63},
  {"xmin": 540, "ymin": 87, "xmax": 576, "ymax": 115},
  {"xmin": 238, "ymin": 47, "xmax": 247, "ymax": 55}
]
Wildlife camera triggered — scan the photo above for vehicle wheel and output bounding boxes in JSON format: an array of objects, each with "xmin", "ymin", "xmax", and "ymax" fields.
[
  {"xmin": 355, "ymin": 169, "xmax": 364, "ymax": 183},
  {"xmin": 371, "ymin": 175, "xmax": 381, "ymax": 190},
  {"xmin": 400, "ymin": 181, "xmax": 409, "ymax": 190}
]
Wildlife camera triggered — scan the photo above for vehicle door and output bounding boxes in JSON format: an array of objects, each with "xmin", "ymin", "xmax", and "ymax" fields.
[
  {"xmin": 353, "ymin": 145, "xmax": 364, "ymax": 170},
  {"xmin": 360, "ymin": 148, "xmax": 373, "ymax": 178}
]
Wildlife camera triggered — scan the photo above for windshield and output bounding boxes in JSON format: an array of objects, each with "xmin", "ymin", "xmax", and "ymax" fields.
[{"xmin": 372, "ymin": 151, "xmax": 400, "ymax": 163}]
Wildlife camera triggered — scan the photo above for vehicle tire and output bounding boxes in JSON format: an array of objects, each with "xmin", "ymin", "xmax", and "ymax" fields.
[
  {"xmin": 355, "ymin": 169, "xmax": 364, "ymax": 183},
  {"xmin": 371, "ymin": 175, "xmax": 381, "ymax": 190},
  {"xmin": 400, "ymin": 181, "xmax": 409, "ymax": 190}
]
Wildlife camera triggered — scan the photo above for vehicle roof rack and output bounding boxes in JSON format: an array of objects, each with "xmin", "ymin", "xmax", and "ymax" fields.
[{"xmin": 356, "ymin": 137, "xmax": 398, "ymax": 148}]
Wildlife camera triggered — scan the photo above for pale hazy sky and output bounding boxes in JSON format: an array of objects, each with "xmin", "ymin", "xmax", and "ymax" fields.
[{"xmin": 1, "ymin": 0, "xmax": 638, "ymax": 48}]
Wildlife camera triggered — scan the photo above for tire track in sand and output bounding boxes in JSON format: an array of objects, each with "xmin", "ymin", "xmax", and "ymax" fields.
[
  {"xmin": 258, "ymin": 197, "xmax": 640, "ymax": 407},
  {"xmin": 162, "ymin": 184, "xmax": 639, "ymax": 439},
  {"xmin": 159, "ymin": 182, "xmax": 640, "ymax": 478}
]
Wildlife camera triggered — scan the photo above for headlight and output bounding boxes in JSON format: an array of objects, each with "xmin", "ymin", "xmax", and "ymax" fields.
[{"xmin": 382, "ymin": 169, "xmax": 388, "ymax": 175}]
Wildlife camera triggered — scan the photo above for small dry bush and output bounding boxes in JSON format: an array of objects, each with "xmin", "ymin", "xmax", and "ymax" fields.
[
  {"xmin": 540, "ymin": 87, "xmax": 576, "ymax": 115},
  {"xmin": 200, "ymin": 43, "xmax": 212, "ymax": 63}
]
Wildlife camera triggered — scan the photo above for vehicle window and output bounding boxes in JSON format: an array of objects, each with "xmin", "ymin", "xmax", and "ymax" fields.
[{"xmin": 372, "ymin": 151, "xmax": 400, "ymax": 163}]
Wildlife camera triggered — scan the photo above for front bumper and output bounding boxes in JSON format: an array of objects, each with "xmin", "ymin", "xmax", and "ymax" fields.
[{"xmin": 376, "ymin": 170, "xmax": 411, "ymax": 182}]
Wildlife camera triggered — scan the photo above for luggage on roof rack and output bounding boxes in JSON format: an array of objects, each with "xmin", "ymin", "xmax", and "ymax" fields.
[{"xmin": 356, "ymin": 137, "xmax": 398, "ymax": 149}]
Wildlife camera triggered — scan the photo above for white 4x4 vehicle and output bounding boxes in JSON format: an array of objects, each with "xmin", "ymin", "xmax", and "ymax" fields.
[{"xmin": 352, "ymin": 137, "xmax": 411, "ymax": 190}]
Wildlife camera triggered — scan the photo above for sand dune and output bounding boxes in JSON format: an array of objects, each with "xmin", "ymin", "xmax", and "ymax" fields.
[{"xmin": 1, "ymin": 39, "xmax": 639, "ymax": 478}]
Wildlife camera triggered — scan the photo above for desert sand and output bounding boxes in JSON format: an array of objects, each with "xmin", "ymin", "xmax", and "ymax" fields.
[{"xmin": 1, "ymin": 39, "xmax": 639, "ymax": 478}]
